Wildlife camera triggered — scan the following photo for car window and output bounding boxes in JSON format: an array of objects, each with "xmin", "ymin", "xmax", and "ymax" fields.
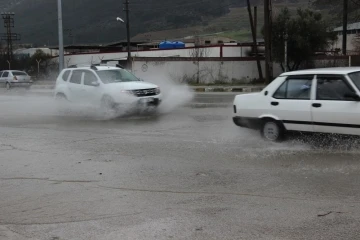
[
  {"xmin": 273, "ymin": 80, "xmax": 287, "ymax": 98},
  {"xmin": 83, "ymin": 71, "xmax": 98, "ymax": 86},
  {"xmin": 12, "ymin": 71, "xmax": 27, "ymax": 76},
  {"xmin": 62, "ymin": 70, "xmax": 71, "ymax": 81},
  {"xmin": 96, "ymin": 69, "xmax": 140, "ymax": 84},
  {"xmin": 316, "ymin": 75, "xmax": 355, "ymax": 101},
  {"xmin": 0, "ymin": 71, "xmax": 3, "ymax": 77},
  {"xmin": 69, "ymin": 70, "xmax": 82, "ymax": 84},
  {"xmin": 2, "ymin": 72, "xmax": 9, "ymax": 78},
  {"xmin": 273, "ymin": 76, "xmax": 313, "ymax": 100},
  {"xmin": 348, "ymin": 71, "xmax": 360, "ymax": 91}
]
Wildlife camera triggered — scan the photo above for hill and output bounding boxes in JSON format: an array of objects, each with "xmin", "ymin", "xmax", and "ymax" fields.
[
  {"xmin": 0, "ymin": 0, "xmax": 336, "ymax": 46},
  {"xmin": 132, "ymin": 0, "xmax": 320, "ymax": 42},
  {"xmin": 5, "ymin": 0, "xmax": 235, "ymax": 46}
]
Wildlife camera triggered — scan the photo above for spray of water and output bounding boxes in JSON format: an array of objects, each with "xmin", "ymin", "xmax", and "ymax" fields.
[
  {"xmin": 135, "ymin": 71, "xmax": 195, "ymax": 114},
  {"xmin": 0, "ymin": 69, "xmax": 195, "ymax": 121}
]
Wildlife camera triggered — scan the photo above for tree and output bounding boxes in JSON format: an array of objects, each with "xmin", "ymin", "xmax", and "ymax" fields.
[
  {"xmin": 188, "ymin": 37, "xmax": 210, "ymax": 84},
  {"xmin": 312, "ymin": 0, "xmax": 360, "ymax": 24},
  {"xmin": 270, "ymin": 7, "xmax": 337, "ymax": 71},
  {"xmin": 30, "ymin": 49, "xmax": 57, "ymax": 79}
]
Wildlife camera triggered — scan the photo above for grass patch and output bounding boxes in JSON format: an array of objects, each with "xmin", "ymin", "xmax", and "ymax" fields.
[{"xmin": 219, "ymin": 30, "xmax": 252, "ymax": 42}]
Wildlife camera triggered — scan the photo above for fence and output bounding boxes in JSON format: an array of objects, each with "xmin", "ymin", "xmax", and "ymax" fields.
[
  {"xmin": 133, "ymin": 55, "xmax": 357, "ymax": 84},
  {"xmin": 132, "ymin": 57, "xmax": 265, "ymax": 84}
]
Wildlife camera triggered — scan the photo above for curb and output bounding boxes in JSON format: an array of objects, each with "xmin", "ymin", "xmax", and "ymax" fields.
[
  {"xmin": 193, "ymin": 86, "xmax": 264, "ymax": 92},
  {"xmin": 187, "ymin": 103, "xmax": 230, "ymax": 108}
]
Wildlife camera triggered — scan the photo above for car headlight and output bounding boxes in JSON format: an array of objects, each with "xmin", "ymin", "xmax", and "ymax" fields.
[
  {"xmin": 155, "ymin": 87, "xmax": 161, "ymax": 95},
  {"xmin": 120, "ymin": 90, "xmax": 134, "ymax": 95}
]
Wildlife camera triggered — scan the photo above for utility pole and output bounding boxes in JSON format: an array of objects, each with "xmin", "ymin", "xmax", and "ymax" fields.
[
  {"xmin": 247, "ymin": 0, "xmax": 263, "ymax": 81},
  {"xmin": 264, "ymin": 0, "xmax": 272, "ymax": 83},
  {"xmin": 57, "ymin": 0, "xmax": 64, "ymax": 73},
  {"xmin": 342, "ymin": 0, "xmax": 348, "ymax": 55},
  {"xmin": 284, "ymin": 0, "xmax": 287, "ymax": 71},
  {"xmin": 1, "ymin": 12, "xmax": 20, "ymax": 63},
  {"xmin": 284, "ymin": 32, "xmax": 288, "ymax": 72},
  {"xmin": 124, "ymin": 0, "xmax": 131, "ymax": 69},
  {"xmin": 254, "ymin": 6, "xmax": 257, "ymax": 39}
]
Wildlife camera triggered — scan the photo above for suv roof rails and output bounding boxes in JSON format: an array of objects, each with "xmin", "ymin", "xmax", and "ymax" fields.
[
  {"xmin": 90, "ymin": 64, "xmax": 98, "ymax": 70},
  {"xmin": 66, "ymin": 63, "xmax": 122, "ymax": 70}
]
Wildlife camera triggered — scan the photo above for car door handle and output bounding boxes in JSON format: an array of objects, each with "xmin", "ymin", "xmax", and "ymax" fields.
[
  {"xmin": 312, "ymin": 103, "xmax": 322, "ymax": 108},
  {"xmin": 271, "ymin": 101, "xmax": 279, "ymax": 106}
]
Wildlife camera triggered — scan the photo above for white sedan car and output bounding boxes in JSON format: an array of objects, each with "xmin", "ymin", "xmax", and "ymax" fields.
[
  {"xmin": 54, "ymin": 65, "xmax": 162, "ymax": 112},
  {"xmin": 0, "ymin": 70, "xmax": 33, "ymax": 89},
  {"xmin": 233, "ymin": 67, "xmax": 360, "ymax": 141}
]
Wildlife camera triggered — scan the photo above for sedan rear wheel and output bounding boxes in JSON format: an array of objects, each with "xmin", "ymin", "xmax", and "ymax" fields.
[{"xmin": 261, "ymin": 119, "xmax": 285, "ymax": 142}]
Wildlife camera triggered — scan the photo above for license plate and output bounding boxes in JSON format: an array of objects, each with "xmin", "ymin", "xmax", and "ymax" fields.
[{"xmin": 140, "ymin": 98, "xmax": 154, "ymax": 103}]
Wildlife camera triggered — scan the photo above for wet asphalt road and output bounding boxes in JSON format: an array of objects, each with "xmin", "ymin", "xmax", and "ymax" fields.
[
  {"xmin": 0, "ymin": 88, "xmax": 239, "ymax": 104},
  {"xmin": 0, "ymin": 95, "xmax": 360, "ymax": 240}
]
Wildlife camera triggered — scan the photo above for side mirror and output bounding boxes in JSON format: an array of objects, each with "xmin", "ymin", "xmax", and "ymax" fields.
[
  {"xmin": 91, "ymin": 81, "xmax": 100, "ymax": 87},
  {"xmin": 344, "ymin": 92, "xmax": 360, "ymax": 101}
]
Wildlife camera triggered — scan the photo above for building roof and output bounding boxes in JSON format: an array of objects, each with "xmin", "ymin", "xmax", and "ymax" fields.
[
  {"xmin": 105, "ymin": 41, "xmax": 149, "ymax": 47},
  {"xmin": 281, "ymin": 67, "xmax": 360, "ymax": 76},
  {"xmin": 334, "ymin": 22, "xmax": 360, "ymax": 31},
  {"xmin": 49, "ymin": 41, "xmax": 148, "ymax": 50}
]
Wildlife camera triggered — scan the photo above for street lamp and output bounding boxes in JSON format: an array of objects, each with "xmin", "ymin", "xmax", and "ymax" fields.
[
  {"xmin": 116, "ymin": 17, "xmax": 124, "ymax": 23},
  {"xmin": 116, "ymin": 16, "xmax": 131, "ymax": 69},
  {"xmin": 57, "ymin": 0, "xmax": 64, "ymax": 73}
]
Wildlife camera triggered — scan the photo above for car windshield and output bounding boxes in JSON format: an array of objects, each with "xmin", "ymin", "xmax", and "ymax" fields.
[
  {"xmin": 348, "ymin": 71, "xmax": 360, "ymax": 90},
  {"xmin": 12, "ymin": 71, "xmax": 27, "ymax": 76},
  {"xmin": 96, "ymin": 69, "xmax": 140, "ymax": 84}
]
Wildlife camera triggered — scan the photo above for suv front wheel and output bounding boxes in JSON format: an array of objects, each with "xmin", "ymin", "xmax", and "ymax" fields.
[{"xmin": 101, "ymin": 95, "xmax": 116, "ymax": 110}]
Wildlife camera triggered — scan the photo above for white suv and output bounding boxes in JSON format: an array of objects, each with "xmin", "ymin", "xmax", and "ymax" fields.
[
  {"xmin": 54, "ymin": 65, "xmax": 162, "ymax": 112},
  {"xmin": 233, "ymin": 67, "xmax": 360, "ymax": 141}
]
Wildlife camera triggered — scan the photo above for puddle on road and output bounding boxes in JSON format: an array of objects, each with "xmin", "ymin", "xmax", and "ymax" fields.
[
  {"xmin": 1, "ymin": 93, "xmax": 360, "ymax": 155},
  {"xmin": 0, "ymin": 75, "xmax": 194, "ymax": 121}
]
